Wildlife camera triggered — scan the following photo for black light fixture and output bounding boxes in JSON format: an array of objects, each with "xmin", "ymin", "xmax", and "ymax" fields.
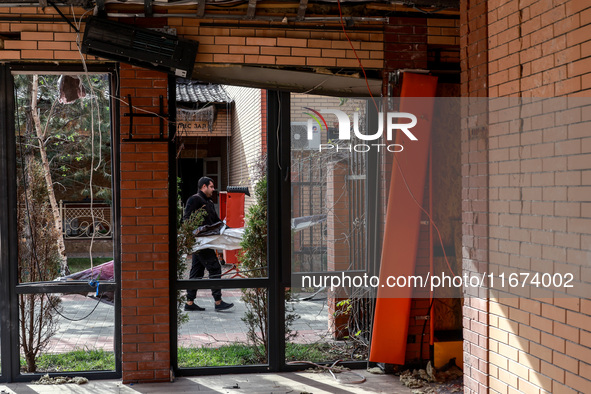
[{"xmin": 81, "ymin": 16, "xmax": 199, "ymax": 78}]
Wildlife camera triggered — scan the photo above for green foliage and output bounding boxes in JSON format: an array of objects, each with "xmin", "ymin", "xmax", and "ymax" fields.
[
  {"xmin": 17, "ymin": 160, "xmax": 63, "ymax": 372},
  {"xmin": 239, "ymin": 176, "xmax": 299, "ymax": 363},
  {"xmin": 239, "ymin": 177, "xmax": 268, "ymax": 276},
  {"xmin": 14, "ymin": 74, "xmax": 112, "ymax": 203},
  {"xmin": 333, "ymin": 297, "xmax": 370, "ymax": 348},
  {"xmin": 176, "ymin": 185, "xmax": 206, "ymax": 328},
  {"xmin": 178, "ymin": 344, "xmax": 259, "ymax": 367},
  {"xmin": 178, "ymin": 343, "xmax": 339, "ymax": 367},
  {"xmin": 21, "ymin": 349, "xmax": 115, "ymax": 372},
  {"xmin": 284, "ymin": 342, "xmax": 341, "ymax": 362},
  {"xmin": 67, "ymin": 257, "xmax": 113, "ymax": 274},
  {"xmin": 336, "ymin": 299, "xmax": 352, "ymax": 314}
]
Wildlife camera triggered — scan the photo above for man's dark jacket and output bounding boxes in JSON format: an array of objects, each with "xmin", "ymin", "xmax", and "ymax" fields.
[{"xmin": 183, "ymin": 190, "xmax": 220, "ymax": 226}]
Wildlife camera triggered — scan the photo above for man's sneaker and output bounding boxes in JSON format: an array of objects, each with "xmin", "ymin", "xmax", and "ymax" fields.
[
  {"xmin": 215, "ymin": 301, "xmax": 234, "ymax": 311},
  {"xmin": 184, "ymin": 303, "xmax": 205, "ymax": 311}
]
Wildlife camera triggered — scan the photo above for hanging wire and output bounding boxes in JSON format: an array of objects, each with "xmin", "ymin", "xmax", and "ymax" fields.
[{"xmin": 14, "ymin": 82, "xmax": 104, "ymax": 322}]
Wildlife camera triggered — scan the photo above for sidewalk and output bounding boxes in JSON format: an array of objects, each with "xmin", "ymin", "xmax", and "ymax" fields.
[{"xmin": 47, "ymin": 289, "xmax": 332, "ymax": 353}]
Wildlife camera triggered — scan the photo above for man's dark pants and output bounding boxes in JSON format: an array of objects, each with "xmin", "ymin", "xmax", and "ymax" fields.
[{"xmin": 187, "ymin": 249, "xmax": 222, "ymax": 302}]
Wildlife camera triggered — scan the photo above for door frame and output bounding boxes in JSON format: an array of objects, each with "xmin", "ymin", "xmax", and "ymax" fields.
[
  {"xmin": 171, "ymin": 90, "xmax": 291, "ymax": 375},
  {"xmin": 0, "ymin": 63, "xmax": 122, "ymax": 382}
]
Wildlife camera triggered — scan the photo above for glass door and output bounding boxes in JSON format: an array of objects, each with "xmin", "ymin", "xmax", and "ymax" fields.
[
  {"xmin": 173, "ymin": 90, "xmax": 290, "ymax": 375},
  {"xmin": 0, "ymin": 65, "xmax": 121, "ymax": 382}
]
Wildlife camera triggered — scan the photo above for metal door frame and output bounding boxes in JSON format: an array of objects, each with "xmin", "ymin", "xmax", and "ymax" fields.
[
  {"xmin": 171, "ymin": 89, "xmax": 291, "ymax": 376},
  {"xmin": 0, "ymin": 63, "xmax": 121, "ymax": 382}
]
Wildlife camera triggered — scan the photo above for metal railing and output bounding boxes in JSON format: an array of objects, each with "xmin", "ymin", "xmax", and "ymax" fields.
[{"xmin": 60, "ymin": 200, "xmax": 113, "ymax": 239}]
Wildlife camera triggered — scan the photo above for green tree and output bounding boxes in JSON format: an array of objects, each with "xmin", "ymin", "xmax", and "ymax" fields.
[
  {"xmin": 176, "ymin": 185, "xmax": 206, "ymax": 328},
  {"xmin": 17, "ymin": 160, "xmax": 62, "ymax": 372},
  {"xmin": 15, "ymin": 74, "xmax": 112, "ymax": 202},
  {"xmin": 240, "ymin": 176, "xmax": 298, "ymax": 362},
  {"xmin": 15, "ymin": 73, "xmax": 112, "ymax": 275}
]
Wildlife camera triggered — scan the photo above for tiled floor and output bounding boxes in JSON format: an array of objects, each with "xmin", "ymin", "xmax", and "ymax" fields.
[{"xmin": 0, "ymin": 369, "xmax": 414, "ymax": 393}]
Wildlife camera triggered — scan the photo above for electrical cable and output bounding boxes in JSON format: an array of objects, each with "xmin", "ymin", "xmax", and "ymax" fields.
[
  {"xmin": 392, "ymin": 151, "xmax": 456, "ymax": 276},
  {"xmin": 286, "ymin": 360, "xmax": 366, "ymax": 384},
  {"xmin": 15, "ymin": 85, "xmax": 104, "ymax": 322},
  {"xmin": 335, "ymin": 0, "xmax": 378, "ymax": 112},
  {"xmin": 334, "ymin": 0, "xmax": 456, "ymax": 280},
  {"xmin": 73, "ymin": 5, "xmax": 106, "ymax": 279},
  {"xmin": 71, "ymin": 6, "xmax": 171, "ymax": 127}
]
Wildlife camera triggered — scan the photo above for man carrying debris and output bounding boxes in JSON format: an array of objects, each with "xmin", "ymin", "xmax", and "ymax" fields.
[{"xmin": 183, "ymin": 176, "xmax": 234, "ymax": 312}]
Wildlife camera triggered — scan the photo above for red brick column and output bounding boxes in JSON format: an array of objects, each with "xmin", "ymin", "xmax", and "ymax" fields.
[
  {"xmin": 382, "ymin": 16, "xmax": 428, "ymax": 94},
  {"xmin": 119, "ymin": 64, "xmax": 171, "ymax": 383},
  {"xmin": 460, "ymin": 0, "xmax": 488, "ymax": 97},
  {"xmin": 326, "ymin": 161, "xmax": 350, "ymax": 339},
  {"xmin": 385, "ymin": 16, "xmax": 429, "ymax": 71}
]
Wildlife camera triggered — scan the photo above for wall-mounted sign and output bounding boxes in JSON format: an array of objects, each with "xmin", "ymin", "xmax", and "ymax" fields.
[{"xmin": 177, "ymin": 121, "xmax": 210, "ymax": 135}]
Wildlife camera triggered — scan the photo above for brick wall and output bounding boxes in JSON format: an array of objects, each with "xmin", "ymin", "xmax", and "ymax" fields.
[
  {"xmin": 120, "ymin": 64, "xmax": 171, "ymax": 383},
  {"xmin": 326, "ymin": 161, "xmax": 351, "ymax": 339},
  {"xmin": 0, "ymin": 7, "xmax": 386, "ymax": 70},
  {"xmin": 488, "ymin": 0, "xmax": 591, "ymax": 97},
  {"xmin": 0, "ymin": 7, "xmax": 87, "ymax": 61},
  {"xmin": 168, "ymin": 18, "xmax": 384, "ymax": 69},
  {"xmin": 460, "ymin": 0, "xmax": 490, "ymax": 391},
  {"xmin": 384, "ymin": 17, "xmax": 428, "ymax": 72},
  {"xmin": 0, "ymin": 3, "xmax": 461, "ymax": 383},
  {"xmin": 176, "ymin": 108, "xmax": 231, "ymax": 137},
  {"xmin": 224, "ymin": 85, "xmax": 262, "ymax": 210},
  {"xmin": 462, "ymin": 1, "xmax": 591, "ymax": 393}
]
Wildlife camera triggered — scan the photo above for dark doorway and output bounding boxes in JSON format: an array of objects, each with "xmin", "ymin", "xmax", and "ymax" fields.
[{"xmin": 178, "ymin": 158, "xmax": 203, "ymax": 206}]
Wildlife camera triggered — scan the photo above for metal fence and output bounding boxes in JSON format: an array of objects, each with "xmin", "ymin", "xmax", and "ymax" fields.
[{"xmin": 60, "ymin": 201, "xmax": 113, "ymax": 239}]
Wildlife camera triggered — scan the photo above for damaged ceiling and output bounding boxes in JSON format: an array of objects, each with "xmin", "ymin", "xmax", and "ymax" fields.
[
  {"xmin": 1, "ymin": 0, "xmax": 459, "ymax": 95},
  {"xmin": 1, "ymin": 0, "xmax": 459, "ymax": 15}
]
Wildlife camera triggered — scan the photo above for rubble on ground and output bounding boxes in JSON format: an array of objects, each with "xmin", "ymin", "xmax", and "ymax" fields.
[
  {"xmin": 399, "ymin": 360, "xmax": 463, "ymax": 394},
  {"xmin": 34, "ymin": 374, "xmax": 88, "ymax": 385}
]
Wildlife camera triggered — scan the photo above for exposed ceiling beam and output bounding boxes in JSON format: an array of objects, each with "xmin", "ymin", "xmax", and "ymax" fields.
[
  {"xmin": 196, "ymin": 0, "xmax": 206, "ymax": 17},
  {"xmin": 296, "ymin": 0, "xmax": 308, "ymax": 21},
  {"xmin": 144, "ymin": 0, "xmax": 152, "ymax": 17},
  {"xmin": 246, "ymin": 0, "xmax": 257, "ymax": 19},
  {"xmin": 408, "ymin": 0, "xmax": 458, "ymax": 6},
  {"xmin": 192, "ymin": 64, "xmax": 382, "ymax": 97},
  {"xmin": 95, "ymin": 0, "xmax": 105, "ymax": 16}
]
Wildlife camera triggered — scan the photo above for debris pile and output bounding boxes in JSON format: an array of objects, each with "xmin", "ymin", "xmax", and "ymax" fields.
[
  {"xmin": 399, "ymin": 360, "xmax": 463, "ymax": 394},
  {"xmin": 34, "ymin": 374, "xmax": 88, "ymax": 385}
]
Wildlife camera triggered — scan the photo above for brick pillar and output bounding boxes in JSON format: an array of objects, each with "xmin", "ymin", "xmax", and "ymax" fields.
[
  {"xmin": 460, "ymin": 0, "xmax": 489, "ymax": 392},
  {"xmin": 120, "ymin": 64, "xmax": 171, "ymax": 383},
  {"xmin": 385, "ymin": 17, "xmax": 429, "ymax": 70},
  {"xmin": 326, "ymin": 161, "xmax": 350, "ymax": 339},
  {"xmin": 460, "ymin": 0, "xmax": 488, "ymax": 97},
  {"xmin": 382, "ymin": 16, "xmax": 428, "ymax": 94}
]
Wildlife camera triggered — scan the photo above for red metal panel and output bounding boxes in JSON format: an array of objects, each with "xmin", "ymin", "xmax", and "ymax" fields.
[
  {"xmin": 223, "ymin": 192, "xmax": 245, "ymax": 265},
  {"xmin": 225, "ymin": 193, "xmax": 245, "ymax": 227},
  {"xmin": 219, "ymin": 191, "xmax": 227, "ymax": 221},
  {"xmin": 369, "ymin": 72, "xmax": 438, "ymax": 365}
]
